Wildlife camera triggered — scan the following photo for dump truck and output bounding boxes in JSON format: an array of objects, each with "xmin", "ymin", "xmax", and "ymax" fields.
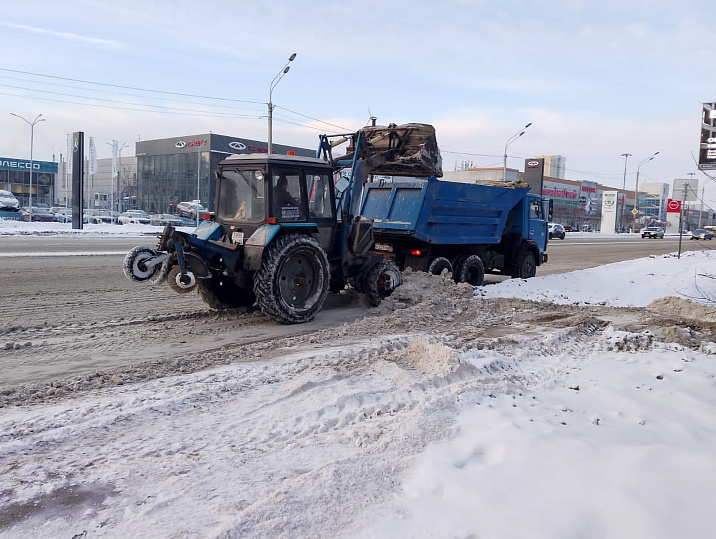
[
  {"xmin": 358, "ymin": 177, "xmax": 550, "ymax": 285},
  {"xmin": 123, "ymin": 123, "xmax": 441, "ymax": 324}
]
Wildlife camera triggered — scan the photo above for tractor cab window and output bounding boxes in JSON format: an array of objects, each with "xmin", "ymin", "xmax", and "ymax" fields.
[
  {"xmin": 271, "ymin": 170, "xmax": 303, "ymax": 221},
  {"xmin": 305, "ymin": 173, "xmax": 333, "ymax": 219},
  {"xmin": 216, "ymin": 169, "xmax": 264, "ymax": 223}
]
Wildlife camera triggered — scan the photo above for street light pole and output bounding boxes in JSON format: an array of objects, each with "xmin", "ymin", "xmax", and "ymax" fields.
[
  {"xmin": 633, "ymin": 151, "xmax": 660, "ymax": 229},
  {"xmin": 503, "ymin": 122, "xmax": 532, "ymax": 181},
  {"xmin": 10, "ymin": 112, "xmax": 45, "ymax": 222},
  {"xmin": 268, "ymin": 53, "xmax": 297, "ymax": 155},
  {"xmin": 619, "ymin": 153, "xmax": 632, "ymax": 231}
]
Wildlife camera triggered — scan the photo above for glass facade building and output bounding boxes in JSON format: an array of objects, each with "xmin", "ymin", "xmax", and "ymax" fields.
[
  {"xmin": 0, "ymin": 157, "xmax": 58, "ymax": 207},
  {"xmin": 135, "ymin": 134, "xmax": 314, "ymax": 214}
]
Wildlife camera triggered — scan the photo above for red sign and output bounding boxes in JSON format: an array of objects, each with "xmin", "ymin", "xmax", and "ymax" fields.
[{"xmin": 667, "ymin": 199, "xmax": 681, "ymax": 213}]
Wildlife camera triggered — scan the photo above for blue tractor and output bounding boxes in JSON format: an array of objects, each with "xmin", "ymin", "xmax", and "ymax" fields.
[{"xmin": 123, "ymin": 123, "xmax": 442, "ymax": 323}]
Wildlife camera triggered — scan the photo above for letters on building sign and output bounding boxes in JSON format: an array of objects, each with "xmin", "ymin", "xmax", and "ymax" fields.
[
  {"xmin": 581, "ymin": 186, "xmax": 597, "ymax": 193},
  {"xmin": 0, "ymin": 160, "xmax": 41, "ymax": 170},
  {"xmin": 543, "ymin": 187, "xmax": 577, "ymax": 199}
]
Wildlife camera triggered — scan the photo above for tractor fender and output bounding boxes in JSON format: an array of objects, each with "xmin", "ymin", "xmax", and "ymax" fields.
[
  {"xmin": 193, "ymin": 221, "xmax": 222, "ymax": 241},
  {"xmin": 243, "ymin": 224, "xmax": 282, "ymax": 271},
  {"xmin": 243, "ymin": 223, "xmax": 321, "ymax": 271}
]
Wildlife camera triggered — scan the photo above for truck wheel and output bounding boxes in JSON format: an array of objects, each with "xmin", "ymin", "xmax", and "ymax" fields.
[
  {"xmin": 514, "ymin": 251, "xmax": 537, "ymax": 279},
  {"xmin": 254, "ymin": 234, "xmax": 329, "ymax": 324},
  {"xmin": 198, "ymin": 274, "xmax": 255, "ymax": 309},
  {"xmin": 428, "ymin": 257, "xmax": 452, "ymax": 276},
  {"xmin": 123, "ymin": 246, "xmax": 159, "ymax": 283},
  {"xmin": 363, "ymin": 259, "xmax": 402, "ymax": 307},
  {"xmin": 456, "ymin": 255, "xmax": 485, "ymax": 286},
  {"xmin": 451, "ymin": 255, "xmax": 467, "ymax": 283}
]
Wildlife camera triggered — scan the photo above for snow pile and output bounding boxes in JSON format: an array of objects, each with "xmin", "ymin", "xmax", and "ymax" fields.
[{"xmin": 1, "ymin": 250, "xmax": 716, "ymax": 538}]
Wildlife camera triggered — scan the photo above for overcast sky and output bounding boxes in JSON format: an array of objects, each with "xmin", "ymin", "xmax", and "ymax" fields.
[{"xmin": 1, "ymin": 1, "xmax": 714, "ymax": 206}]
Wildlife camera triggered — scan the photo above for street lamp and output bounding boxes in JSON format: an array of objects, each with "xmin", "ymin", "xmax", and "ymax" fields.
[
  {"xmin": 503, "ymin": 122, "xmax": 532, "ymax": 181},
  {"xmin": 621, "ymin": 153, "xmax": 632, "ymax": 190},
  {"xmin": 10, "ymin": 112, "xmax": 45, "ymax": 221},
  {"xmin": 618, "ymin": 153, "xmax": 632, "ymax": 231},
  {"xmin": 268, "ymin": 53, "xmax": 297, "ymax": 155},
  {"xmin": 633, "ymin": 151, "xmax": 660, "ymax": 228}
]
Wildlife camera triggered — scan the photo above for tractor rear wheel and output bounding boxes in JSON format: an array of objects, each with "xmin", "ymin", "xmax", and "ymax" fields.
[{"xmin": 254, "ymin": 234, "xmax": 329, "ymax": 324}]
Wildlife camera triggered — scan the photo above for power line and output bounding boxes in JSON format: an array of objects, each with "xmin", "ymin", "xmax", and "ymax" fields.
[
  {"xmin": 0, "ymin": 84, "xmax": 265, "ymax": 116},
  {"xmin": 0, "ymin": 91, "xmax": 263, "ymax": 119},
  {"xmin": 0, "ymin": 67, "xmax": 265, "ymax": 104}
]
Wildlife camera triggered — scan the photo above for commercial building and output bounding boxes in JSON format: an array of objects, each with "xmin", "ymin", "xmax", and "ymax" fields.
[
  {"xmin": 0, "ymin": 156, "xmax": 58, "ymax": 207},
  {"xmin": 135, "ymin": 134, "xmax": 314, "ymax": 213},
  {"xmin": 535, "ymin": 155, "xmax": 566, "ymax": 179},
  {"xmin": 55, "ymin": 156, "xmax": 138, "ymax": 211}
]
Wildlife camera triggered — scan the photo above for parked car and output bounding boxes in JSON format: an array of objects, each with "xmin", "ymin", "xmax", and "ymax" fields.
[
  {"xmin": 84, "ymin": 210, "xmax": 117, "ymax": 224},
  {"xmin": 548, "ymin": 223, "xmax": 566, "ymax": 240},
  {"xmin": 176, "ymin": 201, "xmax": 205, "ymax": 220},
  {"xmin": 0, "ymin": 189, "xmax": 20, "ymax": 210},
  {"xmin": 149, "ymin": 213, "xmax": 193, "ymax": 227},
  {"xmin": 641, "ymin": 226, "xmax": 665, "ymax": 239},
  {"xmin": 563, "ymin": 225, "xmax": 575, "ymax": 232},
  {"xmin": 21, "ymin": 206, "xmax": 56, "ymax": 222},
  {"xmin": 690, "ymin": 229, "xmax": 714, "ymax": 240},
  {"xmin": 118, "ymin": 210, "xmax": 151, "ymax": 225}
]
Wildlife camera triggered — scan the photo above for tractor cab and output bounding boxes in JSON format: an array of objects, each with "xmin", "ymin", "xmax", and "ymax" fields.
[{"xmin": 214, "ymin": 154, "xmax": 338, "ymax": 253}]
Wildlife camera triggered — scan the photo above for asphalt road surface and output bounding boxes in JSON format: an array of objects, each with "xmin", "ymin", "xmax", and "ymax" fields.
[{"xmin": 0, "ymin": 233, "xmax": 711, "ymax": 385}]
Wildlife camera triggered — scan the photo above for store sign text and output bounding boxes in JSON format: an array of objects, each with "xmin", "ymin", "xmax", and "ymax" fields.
[
  {"xmin": 543, "ymin": 187, "xmax": 577, "ymax": 198},
  {"xmin": 175, "ymin": 140, "xmax": 208, "ymax": 149},
  {"xmin": 0, "ymin": 160, "xmax": 40, "ymax": 170}
]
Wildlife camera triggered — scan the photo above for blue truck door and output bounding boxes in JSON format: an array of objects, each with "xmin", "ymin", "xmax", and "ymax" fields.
[{"xmin": 528, "ymin": 196, "xmax": 548, "ymax": 251}]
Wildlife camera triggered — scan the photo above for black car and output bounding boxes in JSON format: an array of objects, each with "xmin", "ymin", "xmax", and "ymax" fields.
[
  {"xmin": 690, "ymin": 229, "xmax": 714, "ymax": 240},
  {"xmin": 21, "ymin": 206, "xmax": 56, "ymax": 222}
]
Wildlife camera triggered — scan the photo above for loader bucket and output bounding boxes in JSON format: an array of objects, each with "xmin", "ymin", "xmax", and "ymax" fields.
[{"xmin": 341, "ymin": 123, "xmax": 443, "ymax": 178}]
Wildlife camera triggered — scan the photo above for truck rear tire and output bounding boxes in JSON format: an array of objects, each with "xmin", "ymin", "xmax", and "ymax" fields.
[
  {"xmin": 428, "ymin": 257, "xmax": 452, "ymax": 276},
  {"xmin": 363, "ymin": 259, "xmax": 402, "ymax": 307},
  {"xmin": 198, "ymin": 273, "xmax": 255, "ymax": 309},
  {"xmin": 254, "ymin": 234, "xmax": 329, "ymax": 324},
  {"xmin": 456, "ymin": 255, "xmax": 485, "ymax": 286}
]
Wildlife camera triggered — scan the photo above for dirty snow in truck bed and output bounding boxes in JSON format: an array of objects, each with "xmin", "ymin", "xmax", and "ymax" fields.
[{"xmin": 2, "ymin": 245, "xmax": 716, "ymax": 538}]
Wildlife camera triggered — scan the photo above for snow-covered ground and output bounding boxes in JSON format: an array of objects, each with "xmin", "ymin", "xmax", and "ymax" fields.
[{"xmin": 1, "ymin": 223, "xmax": 716, "ymax": 538}]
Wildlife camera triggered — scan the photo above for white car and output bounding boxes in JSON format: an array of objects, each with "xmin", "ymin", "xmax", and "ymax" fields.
[
  {"xmin": 0, "ymin": 189, "xmax": 20, "ymax": 210},
  {"xmin": 118, "ymin": 210, "xmax": 151, "ymax": 225}
]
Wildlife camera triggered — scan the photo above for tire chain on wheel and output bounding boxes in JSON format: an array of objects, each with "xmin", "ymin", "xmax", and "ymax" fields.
[{"xmin": 253, "ymin": 234, "xmax": 329, "ymax": 324}]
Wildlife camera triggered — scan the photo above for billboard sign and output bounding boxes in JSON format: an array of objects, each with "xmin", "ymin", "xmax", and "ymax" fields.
[
  {"xmin": 699, "ymin": 102, "xmax": 716, "ymax": 169},
  {"xmin": 673, "ymin": 178, "xmax": 699, "ymax": 202},
  {"xmin": 601, "ymin": 191, "xmax": 618, "ymax": 233},
  {"xmin": 666, "ymin": 198, "xmax": 681, "ymax": 213},
  {"xmin": 523, "ymin": 158, "xmax": 544, "ymax": 194}
]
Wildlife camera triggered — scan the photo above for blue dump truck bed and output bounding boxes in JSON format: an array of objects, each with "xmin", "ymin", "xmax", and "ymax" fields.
[{"xmin": 360, "ymin": 177, "xmax": 531, "ymax": 245}]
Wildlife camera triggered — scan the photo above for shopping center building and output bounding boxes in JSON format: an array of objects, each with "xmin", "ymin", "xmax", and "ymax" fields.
[{"xmin": 135, "ymin": 134, "xmax": 314, "ymax": 213}]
